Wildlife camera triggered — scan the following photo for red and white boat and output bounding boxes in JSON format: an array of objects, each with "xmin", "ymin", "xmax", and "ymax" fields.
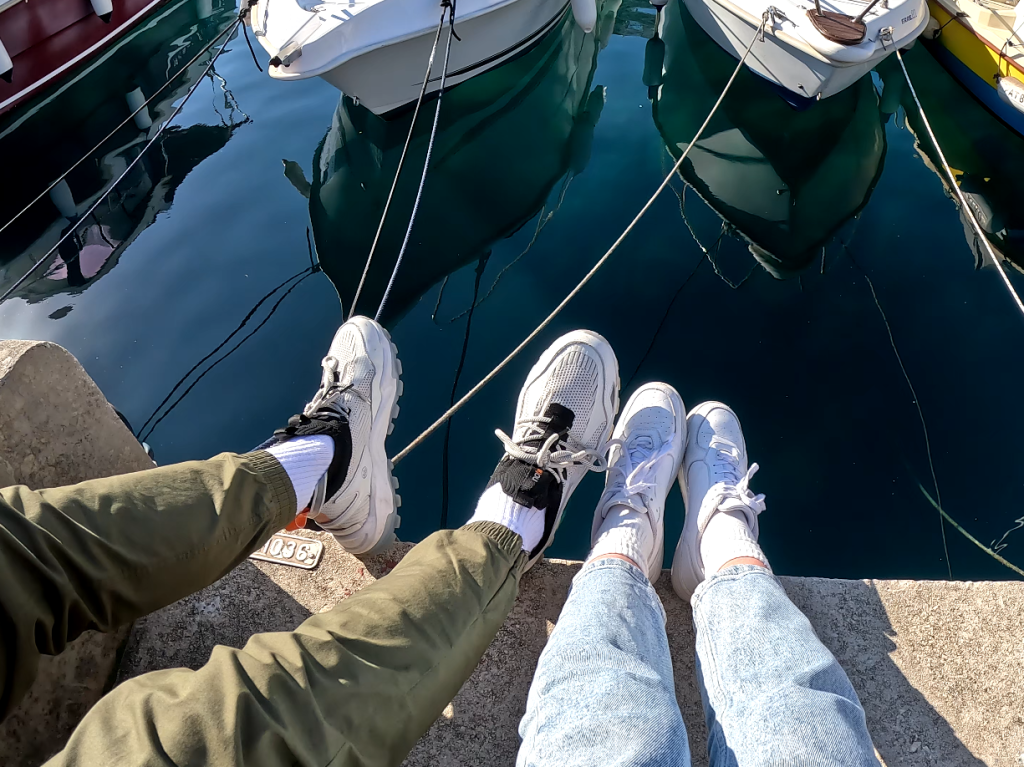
[{"xmin": 0, "ymin": 0, "xmax": 170, "ymax": 117}]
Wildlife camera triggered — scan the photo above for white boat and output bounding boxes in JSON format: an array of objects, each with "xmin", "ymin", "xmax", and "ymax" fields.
[
  {"xmin": 251, "ymin": 0, "xmax": 596, "ymax": 115},
  {"xmin": 653, "ymin": 1, "xmax": 886, "ymax": 277},
  {"xmin": 683, "ymin": 0, "xmax": 930, "ymax": 100},
  {"xmin": 307, "ymin": 0, "xmax": 616, "ymax": 318}
]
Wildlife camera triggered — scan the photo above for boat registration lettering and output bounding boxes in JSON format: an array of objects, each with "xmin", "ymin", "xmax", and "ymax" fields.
[
  {"xmin": 901, "ymin": 8, "xmax": 918, "ymax": 23},
  {"xmin": 998, "ymin": 77, "xmax": 1024, "ymax": 112}
]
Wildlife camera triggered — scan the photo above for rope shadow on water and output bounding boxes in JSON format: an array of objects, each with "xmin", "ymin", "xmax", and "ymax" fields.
[
  {"xmin": 440, "ymin": 252, "xmax": 490, "ymax": 528},
  {"xmin": 137, "ymin": 230, "xmax": 321, "ymax": 443}
]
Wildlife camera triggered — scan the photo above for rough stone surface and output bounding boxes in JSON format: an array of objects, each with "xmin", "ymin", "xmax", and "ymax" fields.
[
  {"xmin": 120, "ymin": 538, "xmax": 1024, "ymax": 767},
  {"xmin": 0, "ymin": 340, "xmax": 154, "ymax": 766},
  {"xmin": 0, "ymin": 340, "xmax": 153, "ymax": 489}
]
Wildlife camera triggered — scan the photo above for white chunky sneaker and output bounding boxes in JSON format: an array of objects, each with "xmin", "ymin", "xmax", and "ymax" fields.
[
  {"xmin": 671, "ymin": 401, "xmax": 767, "ymax": 602},
  {"xmin": 487, "ymin": 330, "xmax": 619, "ymax": 571},
  {"xmin": 591, "ymin": 383, "xmax": 686, "ymax": 581},
  {"xmin": 274, "ymin": 316, "xmax": 403, "ymax": 556}
]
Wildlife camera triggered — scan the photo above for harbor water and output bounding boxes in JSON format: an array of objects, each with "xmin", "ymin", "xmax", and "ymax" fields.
[{"xmin": 2, "ymin": 0, "xmax": 1023, "ymax": 579}]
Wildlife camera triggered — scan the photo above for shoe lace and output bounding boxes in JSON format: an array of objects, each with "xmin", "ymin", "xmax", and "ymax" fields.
[
  {"xmin": 494, "ymin": 415, "xmax": 608, "ymax": 479},
  {"xmin": 304, "ymin": 355, "xmax": 365, "ymax": 418},
  {"xmin": 698, "ymin": 436, "xmax": 766, "ymax": 533},
  {"xmin": 598, "ymin": 434, "xmax": 676, "ymax": 515}
]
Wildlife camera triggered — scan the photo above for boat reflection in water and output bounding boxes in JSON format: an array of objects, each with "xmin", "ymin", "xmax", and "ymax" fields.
[
  {"xmin": 889, "ymin": 49, "xmax": 1024, "ymax": 272},
  {"xmin": 307, "ymin": 0, "xmax": 620, "ymax": 323},
  {"xmin": 0, "ymin": 0, "xmax": 243, "ymax": 302},
  {"xmin": 650, "ymin": 1, "xmax": 886, "ymax": 279}
]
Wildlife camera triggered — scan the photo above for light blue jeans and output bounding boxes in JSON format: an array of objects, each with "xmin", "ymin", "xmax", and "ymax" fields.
[{"xmin": 517, "ymin": 559, "xmax": 880, "ymax": 767}]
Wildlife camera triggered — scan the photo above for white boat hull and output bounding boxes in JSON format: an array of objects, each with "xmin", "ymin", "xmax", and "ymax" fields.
[
  {"xmin": 260, "ymin": 0, "xmax": 571, "ymax": 115},
  {"xmin": 683, "ymin": 0, "xmax": 929, "ymax": 99}
]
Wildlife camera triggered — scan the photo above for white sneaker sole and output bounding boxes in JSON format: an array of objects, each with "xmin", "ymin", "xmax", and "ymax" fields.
[
  {"xmin": 670, "ymin": 400, "xmax": 742, "ymax": 601},
  {"xmin": 611, "ymin": 382, "xmax": 686, "ymax": 583},
  {"xmin": 343, "ymin": 317, "xmax": 404, "ymax": 558},
  {"xmin": 521, "ymin": 329, "xmax": 620, "ymax": 572}
]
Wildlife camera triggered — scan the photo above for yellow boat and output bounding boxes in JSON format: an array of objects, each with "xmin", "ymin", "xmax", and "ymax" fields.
[{"xmin": 924, "ymin": 0, "xmax": 1024, "ymax": 135}]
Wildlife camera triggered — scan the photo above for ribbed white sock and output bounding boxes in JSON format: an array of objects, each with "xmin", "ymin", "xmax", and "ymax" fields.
[
  {"xmin": 700, "ymin": 509, "xmax": 769, "ymax": 575},
  {"xmin": 266, "ymin": 435, "xmax": 335, "ymax": 515},
  {"xmin": 467, "ymin": 484, "xmax": 545, "ymax": 552},
  {"xmin": 588, "ymin": 505, "xmax": 653, "ymax": 569}
]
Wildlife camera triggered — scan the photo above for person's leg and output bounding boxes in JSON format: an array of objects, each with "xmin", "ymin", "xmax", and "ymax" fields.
[
  {"xmin": 518, "ymin": 383, "xmax": 691, "ymax": 767},
  {"xmin": 672, "ymin": 402, "xmax": 879, "ymax": 767},
  {"xmin": 0, "ymin": 316, "xmax": 399, "ymax": 719},
  {"xmin": 0, "ymin": 451, "xmax": 294, "ymax": 718},
  {"xmin": 46, "ymin": 329, "xmax": 620, "ymax": 767}
]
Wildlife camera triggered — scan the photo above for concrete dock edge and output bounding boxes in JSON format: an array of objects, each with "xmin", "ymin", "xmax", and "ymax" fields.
[{"xmin": 2, "ymin": 339, "xmax": 1021, "ymax": 765}]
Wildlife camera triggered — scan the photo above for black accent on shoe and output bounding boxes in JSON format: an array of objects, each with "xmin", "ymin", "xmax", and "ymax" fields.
[
  {"xmin": 485, "ymin": 402, "xmax": 575, "ymax": 560},
  {"xmin": 272, "ymin": 409, "xmax": 353, "ymax": 501}
]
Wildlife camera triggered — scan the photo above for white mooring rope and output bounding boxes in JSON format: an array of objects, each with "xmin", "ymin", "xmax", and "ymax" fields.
[
  {"xmin": 391, "ymin": 12, "xmax": 771, "ymax": 465},
  {"xmin": 374, "ymin": 1, "xmax": 459, "ymax": 323},
  {"xmin": 895, "ymin": 49, "xmax": 1024, "ymax": 320},
  {"xmin": 347, "ymin": 0, "xmax": 457, "ymax": 321}
]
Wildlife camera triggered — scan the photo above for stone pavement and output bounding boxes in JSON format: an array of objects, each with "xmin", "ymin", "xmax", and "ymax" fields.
[{"xmin": 120, "ymin": 531, "xmax": 1024, "ymax": 767}]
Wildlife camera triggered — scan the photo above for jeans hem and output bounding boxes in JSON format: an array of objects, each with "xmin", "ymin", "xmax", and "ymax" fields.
[
  {"xmin": 691, "ymin": 563, "xmax": 777, "ymax": 610},
  {"xmin": 575, "ymin": 557, "xmax": 667, "ymax": 623}
]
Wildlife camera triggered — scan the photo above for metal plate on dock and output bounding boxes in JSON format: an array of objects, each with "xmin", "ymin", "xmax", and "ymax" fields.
[{"xmin": 251, "ymin": 532, "xmax": 324, "ymax": 570}]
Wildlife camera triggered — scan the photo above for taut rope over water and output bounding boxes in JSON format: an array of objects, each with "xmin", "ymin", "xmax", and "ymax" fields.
[
  {"xmin": 391, "ymin": 11, "xmax": 773, "ymax": 465},
  {"xmin": 373, "ymin": 0, "xmax": 459, "ymax": 323},
  {"xmin": 347, "ymin": 0, "xmax": 459, "ymax": 321},
  {"xmin": 895, "ymin": 49, "xmax": 1024, "ymax": 321}
]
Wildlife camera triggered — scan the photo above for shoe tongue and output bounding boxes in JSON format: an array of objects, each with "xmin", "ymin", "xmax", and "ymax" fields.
[{"xmin": 524, "ymin": 402, "xmax": 576, "ymax": 447}]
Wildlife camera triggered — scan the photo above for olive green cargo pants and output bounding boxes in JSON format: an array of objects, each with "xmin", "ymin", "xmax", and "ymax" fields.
[{"xmin": 0, "ymin": 451, "xmax": 527, "ymax": 766}]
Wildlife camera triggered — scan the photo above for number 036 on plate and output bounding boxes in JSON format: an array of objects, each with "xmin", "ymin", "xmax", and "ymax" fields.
[{"xmin": 251, "ymin": 532, "xmax": 324, "ymax": 570}]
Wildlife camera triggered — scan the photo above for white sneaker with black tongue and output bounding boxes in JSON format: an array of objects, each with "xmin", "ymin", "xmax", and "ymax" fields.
[
  {"xmin": 469, "ymin": 330, "xmax": 619, "ymax": 571},
  {"xmin": 671, "ymin": 401, "xmax": 768, "ymax": 602},
  {"xmin": 273, "ymin": 316, "xmax": 403, "ymax": 557},
  {"xmin": 590, "ymin": 383, "xmax": 686, "ymax": 582}
]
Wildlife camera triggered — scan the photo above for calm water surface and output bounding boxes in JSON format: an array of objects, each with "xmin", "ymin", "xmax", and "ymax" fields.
[{"xmin": 3, "ymin": 0, "xmax": 1024, "ymax": 580}]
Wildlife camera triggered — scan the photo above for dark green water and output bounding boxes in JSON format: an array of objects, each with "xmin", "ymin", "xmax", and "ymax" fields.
[{"xmin": 3, "ymin": 0, "xmax": 1024, "ymax": 580}]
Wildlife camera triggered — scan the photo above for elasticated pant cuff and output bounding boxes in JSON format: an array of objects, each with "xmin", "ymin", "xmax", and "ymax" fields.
[{"xmin": 243, "ymin": 450, "xmax": 298, "ymax": 529}]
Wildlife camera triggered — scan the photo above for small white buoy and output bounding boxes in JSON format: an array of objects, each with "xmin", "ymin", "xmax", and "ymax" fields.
[
  {"xmin": 49, "ymin": 180, "xmax": 77, "ymax": 220},
  {"xmin": 0, "ymin": 36, "xmax": 12, "ymax": 83},
  {"xmin": 922, "ymin": 14, "xmax": 940, "ymax": 39},
  {"xmin": 997, "ymin": 75, "xmax": 1024, "ymax": 115},
  {"xmin": 649, "ymin": 0, "xmax": 668, "ymax": 7},
  {"xmin": 90, "ymin": 0, "xmax": 113, "ymax": 23},
  {"xmin": 571, "ymin": 0, "xmax": 597, "ymax": 32},
  {"xmin": 125, "ymin": 87, "xmax": 152, "ymax": 129}
]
